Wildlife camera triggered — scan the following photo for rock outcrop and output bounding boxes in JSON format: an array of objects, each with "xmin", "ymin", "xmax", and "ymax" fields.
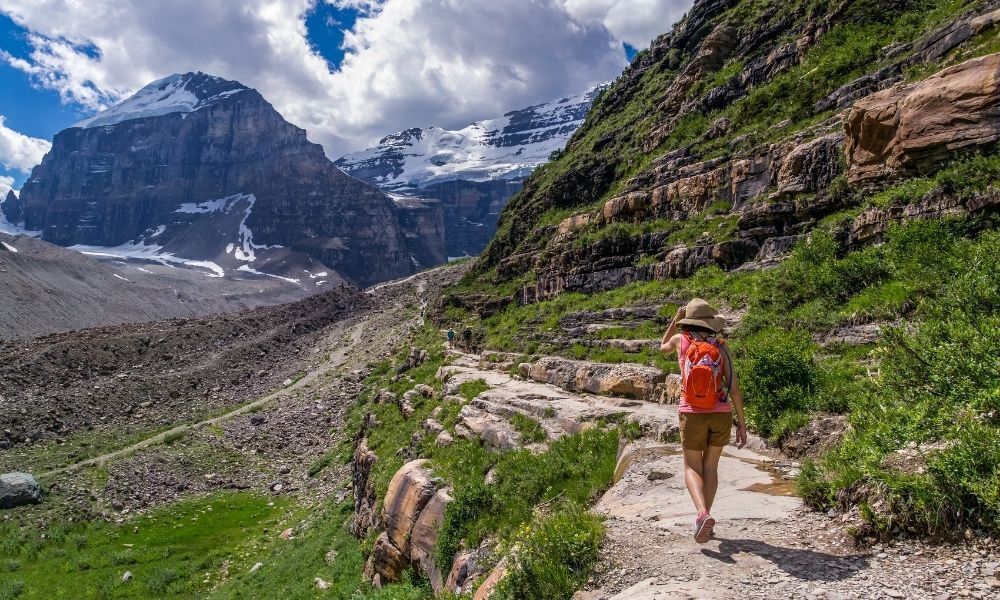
[
  {"xmin": 364, "ymin": 460, "xmax": 453, "ymax": 592},
  {"xmin": 846, "ymin": 53, "xmax": 1000, "ymax": 182},
  {"xmin": 0, "ymin": 472, "xmax": 42, "ymax": 508},
  {"xmin": 350, "ymin": 440, "xmax": 379, "ymax": 537},
  {"xmin": 521, "ymin": 357, "xmax": 666, "ymax": 401}
]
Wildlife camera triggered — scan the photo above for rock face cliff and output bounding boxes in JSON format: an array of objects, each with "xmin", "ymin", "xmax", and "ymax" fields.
[
  {"xmin": 473, "ymin": 0, "xmax": 1000, "ymax": 302},
  {"xmin": 8, "ymin": 72, "xmax": 441, "ymax": 287},
  {"xmin": 337, "ymin": 87, "xmax": 601, "ymax": 257}
]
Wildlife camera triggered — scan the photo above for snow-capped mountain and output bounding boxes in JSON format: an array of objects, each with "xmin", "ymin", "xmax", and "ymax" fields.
[
  {"xmin": 337, "ymin": 86, "xmax": 602, "ymax": 193},
  {"xmin": 72, "ymin": 73, "xmax": 250, "ymax": 128},
  {"xmin": 7, "ymin": 72, "xmax": 445, "ymax": 287},
  {"xmin": 336, "ymin": 86, "xmax": 602, "ymax": 256}
]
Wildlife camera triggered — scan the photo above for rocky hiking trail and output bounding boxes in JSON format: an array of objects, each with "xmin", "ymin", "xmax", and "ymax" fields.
[{"xmin": 436, "ymin": 344, "xmax": 998, "ymax": 600}]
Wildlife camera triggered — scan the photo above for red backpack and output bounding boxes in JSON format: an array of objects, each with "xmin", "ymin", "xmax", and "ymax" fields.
[{"xmin": 682, "ymin": 333, "xmax": 731, "ymax": 409}]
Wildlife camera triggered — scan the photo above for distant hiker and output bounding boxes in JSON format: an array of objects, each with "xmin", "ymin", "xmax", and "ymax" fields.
[
  {"xmin": 660, "ymin": 298, "xmax": 748, "ymax": 543},
  {"xmin": 447, "ymin": 328, "xmax": 455, "ymax": 348},
  {"xmin": 462, "ymin": 328, "xmax": 472, "ymax": 352}
]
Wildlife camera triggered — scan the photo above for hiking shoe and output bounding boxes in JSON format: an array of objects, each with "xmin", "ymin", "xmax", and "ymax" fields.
[{"xmin": 694, "ymin": 513, "xmax": 715, "ymax": 543}]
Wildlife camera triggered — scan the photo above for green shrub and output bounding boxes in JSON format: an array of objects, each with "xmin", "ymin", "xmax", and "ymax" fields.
[
  {"xmin": 868, "ymin": 177, "xmax": 934, "ymax": 207},
  {"xmin": 434, "ymin": 428, "xmax": 617, "ymax": 574},
  {"xmin": 0, "ymin": 579, "xmax": 25, "ymax": 600},
  {"xmin": 808, "ymin": 229, "xmax": 1000, "ymax": 535},
  {"xmin": 935, "ymin": 151, "xmax": 1000, "ymax": 197},
  {"xmin": 736, "ymin": 329, "xmax": 817, "ymax": 438},
  {"xmin": 435, "ymin": 481, "xmax": 494, "ymax": 572},
  {"xmin": 162, "ymin": 430, "xmax": 185, "ymax": 445},
  {"xmin": 145, "ymin": 567, "xmax": 180, "ymax": 595},
  {"xmin": 493, "ymin": 505, "xmax": 604, "ymax": 600}
]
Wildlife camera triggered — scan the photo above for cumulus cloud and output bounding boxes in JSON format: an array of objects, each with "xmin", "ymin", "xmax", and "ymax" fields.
[
  {"xmin": 0, "ymin": 116, "xmax": 51, "ymax": 173},
  {"xmin": 0, "ymin": 174, "xmax": 15, "ymax": 198},
  {"xmin": 559, "ymin": 0, "xmax": 692, "ymax": 49},
  {"xmin": 1, "ymin": 0, "xmax": 690, "ymax": 157}
]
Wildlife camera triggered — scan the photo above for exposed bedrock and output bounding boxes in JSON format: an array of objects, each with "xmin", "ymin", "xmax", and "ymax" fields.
[{"xmin": 846, "ymin": 53, "xmax": 1000, "ymax": 183}]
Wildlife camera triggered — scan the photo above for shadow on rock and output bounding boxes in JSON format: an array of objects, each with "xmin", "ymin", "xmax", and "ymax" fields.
[{"xmin": 701, "ymin": 537, "xmax": 868, "ymax": 582}]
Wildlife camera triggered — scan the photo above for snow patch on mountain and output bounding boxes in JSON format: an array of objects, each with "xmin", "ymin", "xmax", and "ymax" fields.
[
  {"xmin": 176, "ymin": 197, "xmax": 233, "ymax": 214},
  {"xmin": 336, "ymin": 85, "xmax": 604, "ymax": 193},
  {"xmin": 73, "ymin": 72, "xmax": 249, "ymax": 129},
  {"xmin": 70, "ymin": 240, "xmax": 226, "ymax": 278}
]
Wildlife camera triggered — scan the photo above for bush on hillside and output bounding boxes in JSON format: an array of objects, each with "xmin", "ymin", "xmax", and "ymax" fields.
[
  {"xmin": 735, "ymin": 329, "xmax": 817, "ymax": 439},
  {"xmin": 492, "ymin": 505, "xmax": 604, "ymax": 600},
  {"xmin": 801, "ymin": 229, "xmax": 1000, "ymax": 536}
]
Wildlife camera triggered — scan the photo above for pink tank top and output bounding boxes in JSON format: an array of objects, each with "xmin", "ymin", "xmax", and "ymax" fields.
[{"xmin": 677, "ymin": 334, "xmax": 732, "ymax": 414}]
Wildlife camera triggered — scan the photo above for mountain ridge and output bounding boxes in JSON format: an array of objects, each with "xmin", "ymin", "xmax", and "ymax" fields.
[{"xmin": 337, "ymin": 85, "xmax": 602, "ymax": 257}]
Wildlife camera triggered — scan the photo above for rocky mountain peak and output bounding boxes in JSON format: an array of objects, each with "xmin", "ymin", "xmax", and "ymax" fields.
[
  {"xmin": 335, "ymin": 85, "xmax": 603, "ymax": 258},
  {"xmin": 15, "ymin": 71, "xmax": 444, "ymax": 287},
  {"xmin": 72, "ymin": 71, "xmax": 251, "ymax": 129}
]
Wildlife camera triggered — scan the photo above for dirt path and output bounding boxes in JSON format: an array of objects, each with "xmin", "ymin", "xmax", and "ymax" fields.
[
  {"xmin": 40, "ymin": 320, "xmax": 367, "ymax": 479},
  {"xmin": 35, "ymin": 264, "xmax": 464, "ymax": 483}
]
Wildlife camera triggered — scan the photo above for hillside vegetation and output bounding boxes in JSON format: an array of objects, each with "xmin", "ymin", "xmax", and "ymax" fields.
[{"xmin": 440, "ymin": 0, "xmax": 1000, "ymax": 540}]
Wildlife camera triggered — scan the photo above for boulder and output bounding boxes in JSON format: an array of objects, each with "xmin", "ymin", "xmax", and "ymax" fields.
[
  {"xmin": 410, "ymin": 488, "xmax": 453, "ymax": 594},
  {"xmin": 382, "ymin": 460, "xmax": 436, "ymax": 553},
  {"xmin": 525, "ymin": 357, "xmax": 666, "ymax": 401},
  {"xmin": 364, "ymin": 532, "xmax": 409, "ymax": 583},
  {"xmin": 473, "ymin": 559, "xmax": 508, "ymax": 600},
  {"xmin": 845, "ymin": 53, "xmax": 1000, "ymax": 182},
  {"xmin": 435, "ymin": 430, "xmax": 455, "ymax": 447},
  {"xmin": 373, "ymin": 389, "xmax": 397, "ymax": 404},
  {"xmin": 556, "ymin": 213, "xmax": 592, "ymax": 237},
  {"xmin": 455, "ymin": 405, "xmax": 520, "ymax": 452},
  {"xmin": 445, "ymin": 549, "xmax": 485, "ymax": 594},
  {"xmin": 661, "ymin": 374, "xmax": 683, "ymax": 404},
  {"xmin": 0, "ymin": 472, "xmax": 42, "ymax": 509},
  {"xmin": 754, "ymin": 235, "xmax": 801, "ymax": 264}
]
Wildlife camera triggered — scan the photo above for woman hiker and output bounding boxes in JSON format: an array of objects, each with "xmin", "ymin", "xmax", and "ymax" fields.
[{"xmin": 660, "ymin": 298, "xmax": 748, "ymax": 543}]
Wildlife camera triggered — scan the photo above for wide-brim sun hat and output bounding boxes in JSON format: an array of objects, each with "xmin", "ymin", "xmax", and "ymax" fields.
[{"xmin": 678, "ymin": 297, "xmax": 725, "ymax": 333}]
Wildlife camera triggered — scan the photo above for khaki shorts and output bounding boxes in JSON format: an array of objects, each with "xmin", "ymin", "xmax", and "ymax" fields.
[{"xmin": 679, "ymin": 412, "xmax": 733, "ymax": 451}]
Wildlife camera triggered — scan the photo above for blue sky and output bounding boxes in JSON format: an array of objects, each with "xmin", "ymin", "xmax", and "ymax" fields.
[{"xmin": 0, "ymin": 0, "xmax": 688, "ymax": 195}]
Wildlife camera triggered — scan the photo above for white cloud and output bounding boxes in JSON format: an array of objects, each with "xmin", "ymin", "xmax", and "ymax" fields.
[
  {"xmin": 559, "ymin": 0, "xmax": 692, "ymax": 49},
  {"xmin": 0, "ymin": 174, "xmax": 14, "ymax": 197},
  {"xmin": 0, "ymin": 116, "xmax": 51, "ymax": 173},
  {"xmin": 0, "ymin": 0, "xmax": 689, "ymax": 157}
]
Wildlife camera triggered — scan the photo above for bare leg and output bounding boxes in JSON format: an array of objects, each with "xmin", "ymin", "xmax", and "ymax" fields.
[
  {"xmin": 683, "ymin": 449, "xmax": 708, "ymax": 514},
  {"xmin": 701, "ymin": 444, "xmax": 724, "ymax": 513}
]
